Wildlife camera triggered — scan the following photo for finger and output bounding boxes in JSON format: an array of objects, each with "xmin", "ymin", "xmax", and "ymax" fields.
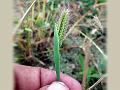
[
  {"xmin": 40, "ymin": 68, "xmax": 82, "ymax": 90},
  {"xmin": 60, "ymin": 73, "xmax": 82, "ymax": 90},
  {"xmin": 40, "ymin": 68, "xmax": 56, "ymax": 87},
  {"xmin": 14, "ymin": 64, "xmax": 41, "ymax": 90},
  {"xmin": 14, "ymin": 64, "xmax": 82, "ymax": 90}
]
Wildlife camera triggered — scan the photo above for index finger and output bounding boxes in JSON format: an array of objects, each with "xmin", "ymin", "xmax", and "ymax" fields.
[
  {"xmin": 40, "ymin": 68, "xmax": 82, "ymax": 90},
  {"xmin": 14, "ymin": 64, "xmax": 82, "ymax": 90}
]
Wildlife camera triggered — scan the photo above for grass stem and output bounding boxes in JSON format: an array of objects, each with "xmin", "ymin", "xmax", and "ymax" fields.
[{"xmin": 54, "ymin": 24, "xmax": 60, "ymax": 81}]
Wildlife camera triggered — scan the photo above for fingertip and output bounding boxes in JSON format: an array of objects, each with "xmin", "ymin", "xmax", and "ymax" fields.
[
  {"xmin": 39, "ymin": 85, "xmax": 49, "ymax": 90},
  {"xmin": 60, "ymin": 73, "xmax": 82, "ymax": 90},
  {"xmin": 40, "ymin": 68, "xmax": 56, "ymax": 87}
]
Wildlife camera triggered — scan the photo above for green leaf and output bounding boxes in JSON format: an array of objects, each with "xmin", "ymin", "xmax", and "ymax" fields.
[
  {"xmin": 98, "ymin": 0, "xmax": 106, "ymax": 3},
  {"xmin": 87, "ymin": 65, "xmax": 95, "ymax": 82},
  {"xmin": 79, "ymin": 54, "xmax": 84, "ymax": 71},
  {"xmin": 87, "ymin": 65, "xmax": 95, "ymax": 77},
  {"xmin": 91, "ymin": 7, "xmax": 98, "ymax": 16},
  {"xmin": 35, "ymin": 17, "xmax": 45, "ymax": 28},
  {"xmin": 24, "ymin": 28, "xmax": 32, "ymax": 32},
  {"xmin": 88, "ymin": 73, "xmax": 100, "ymax": 78},
  {"xmin": 87, "ymin": 0, "xmax": 95, "ymax": 7},
  {"xmin": 54, "ymin": 23, "xmax": 60, "ymax": 81}
]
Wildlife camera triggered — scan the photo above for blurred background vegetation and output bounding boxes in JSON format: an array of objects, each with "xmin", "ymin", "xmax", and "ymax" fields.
[{"xmin": 13, "ymin": 0, "xmax": 107, "ymax": 90}]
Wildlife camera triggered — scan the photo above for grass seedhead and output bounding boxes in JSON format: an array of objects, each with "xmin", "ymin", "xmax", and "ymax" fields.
[{"xmin": 54, "ymin": 9, "xmax": 69, "ymax": 81}]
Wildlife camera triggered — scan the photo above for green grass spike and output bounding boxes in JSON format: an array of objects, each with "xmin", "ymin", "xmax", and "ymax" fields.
[{"xmin": 56, "ymin": 9, "xmax": 69, "ymax": 47}]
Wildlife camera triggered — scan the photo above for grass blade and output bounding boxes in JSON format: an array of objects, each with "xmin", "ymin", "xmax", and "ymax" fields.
[
  {"xmin": 54, "ymin": 24, "xmax": 60, "ymax": 81},
  {"xmin": 53, "ymin": 10, "xmax": 69, "ymax": 81}
]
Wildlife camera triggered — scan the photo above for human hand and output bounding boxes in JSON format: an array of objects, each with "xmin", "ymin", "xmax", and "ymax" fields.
[{"xmin": 14, "ymin": 64, "xmax": 82, "ymax": 90}]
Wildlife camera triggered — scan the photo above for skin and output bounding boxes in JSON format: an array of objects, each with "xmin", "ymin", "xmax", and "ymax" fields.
[{"xmin": 14, "ymin": 64, "xmax": 82, "ymax": 90}]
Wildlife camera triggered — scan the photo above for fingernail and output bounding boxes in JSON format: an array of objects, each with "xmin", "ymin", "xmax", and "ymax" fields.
[{"xmin": 47, "ymin": 81, "xmax": 69, "ymax": 90}]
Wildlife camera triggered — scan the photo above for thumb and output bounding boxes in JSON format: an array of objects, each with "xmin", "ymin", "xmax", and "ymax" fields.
[
  {"xmin": 39, "ymin": 82, "xmax": 69, "ymax": 90},
  {"xmin": 45, "ymin": 82, "xmax": 69, "ymax": 90}
]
